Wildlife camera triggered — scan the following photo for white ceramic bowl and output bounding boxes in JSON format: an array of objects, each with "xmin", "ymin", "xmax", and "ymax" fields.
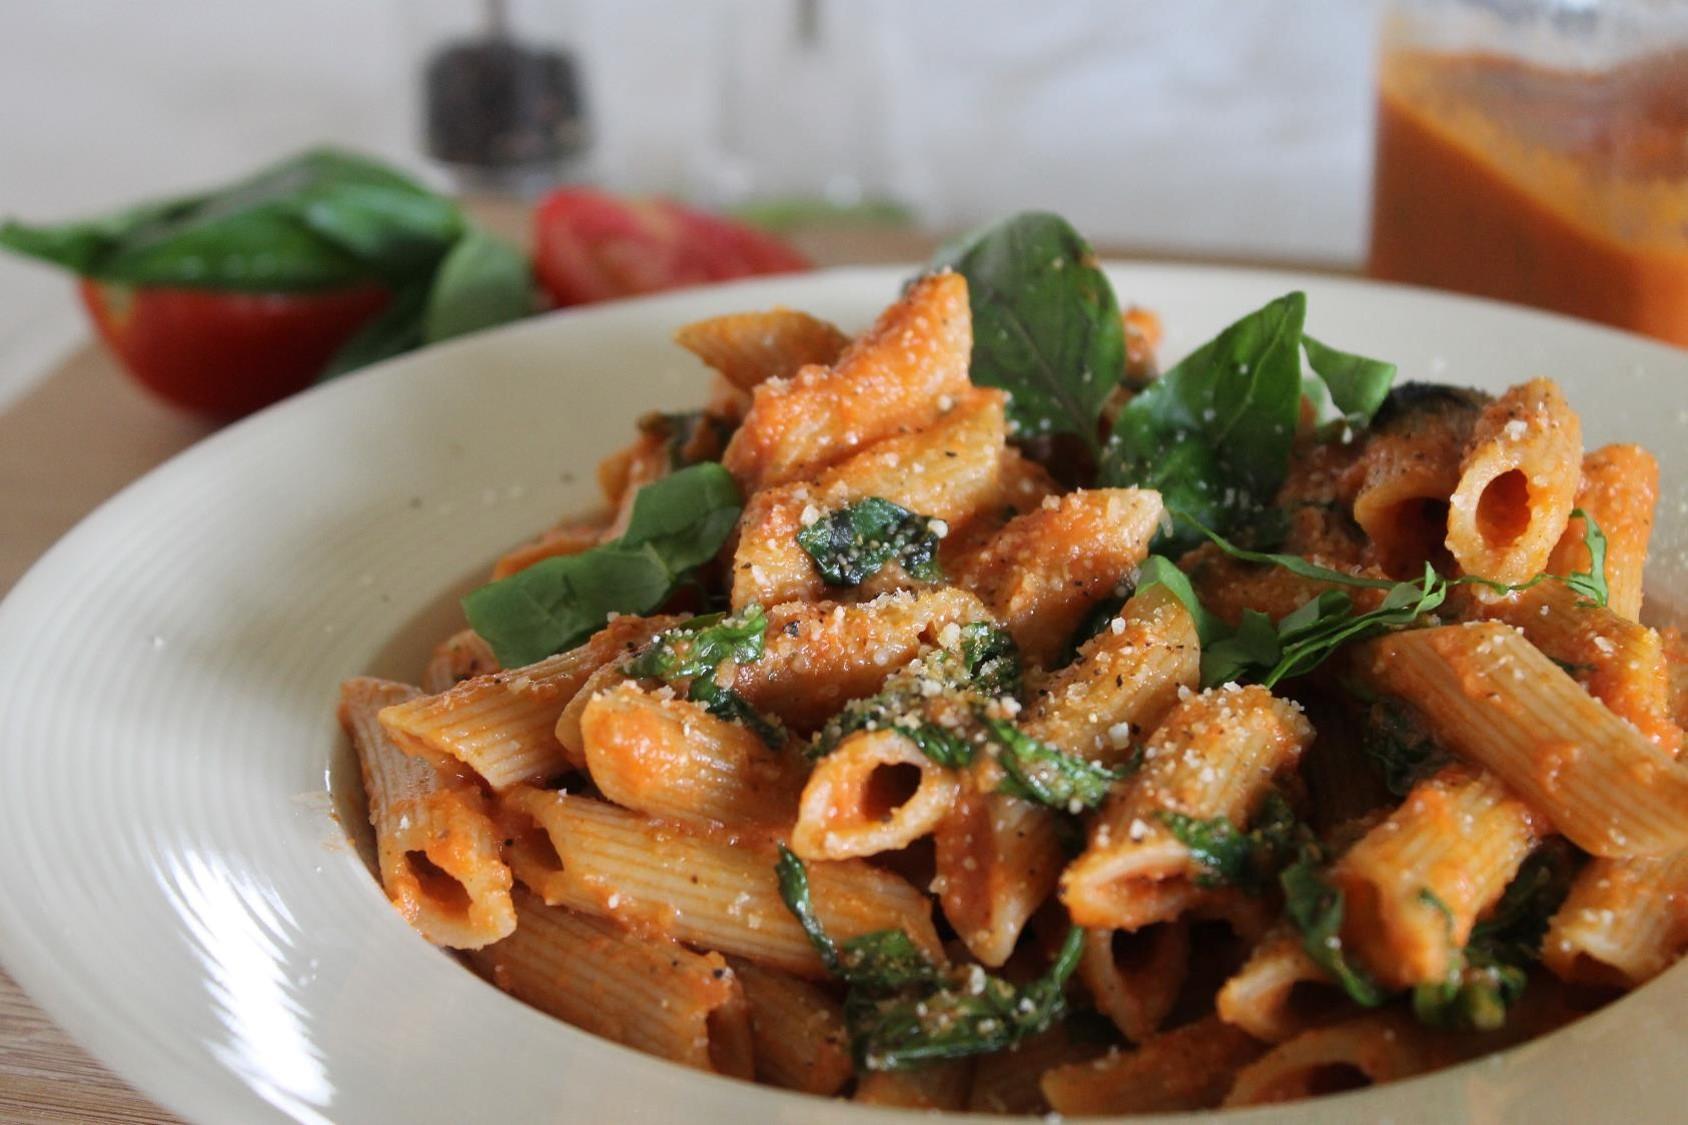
[{"xmin": 0, "ymin": 265, "xmax": 1683, "ymax": 1124}]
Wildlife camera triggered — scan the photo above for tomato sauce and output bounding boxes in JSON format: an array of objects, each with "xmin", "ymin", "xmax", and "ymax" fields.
[{"xmin": 1368, "ymin": 49, "xmax": 1688, "ymax": 347}]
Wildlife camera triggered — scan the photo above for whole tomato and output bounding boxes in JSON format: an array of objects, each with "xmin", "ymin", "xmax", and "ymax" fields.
[{"xmin": 78, "ymin": 280, "xmax": 389, "ymax": 419}]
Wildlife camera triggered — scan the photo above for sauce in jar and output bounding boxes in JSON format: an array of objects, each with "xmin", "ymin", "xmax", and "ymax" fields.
[{"xmin": 1368, "ymin": 48, "xmax": 1688, "ymax": 347}]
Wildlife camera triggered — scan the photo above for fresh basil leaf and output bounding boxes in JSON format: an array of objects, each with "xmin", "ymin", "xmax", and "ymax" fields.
[
  {"xmin": 463, "ymin": 464, "xmax": 742, "ymax": 666},
  {"xmin": 1302, "ymin": 334, "xmax": 1396, "ymax": 425},
  {"xmin": 776, "ymin": 845, "xmax": 938, "ymax": 988},
  {"xmin": 1134, "ymin": 555, "xmax": 1227, "ymax": 646},
  {"xmin": 1200, "ymin": 607, "xmax": 1284, "ymax": 688},
  {"xmin": 686, "ymin": 678, "xmax": 787, "ymax": 748},
  {"xmin": 848, "ymin": 926, "xmax": 1085, "ymax": 1070},
  {"xmin": 1562, "ymin": 507, "xmax": 1610, "ymax": 608},
  {"xmin": 620, "ymin": 463, "xmax": 743, "ymax": 569},
  {"xmin": 0, "ymin": 148, "xmax": 462, "ymax": 292},
  {"xmin": 1362, "ymin": 699, "xmax": 1450, "ymax": 797},
  {"xmin": 422, "ymin": 227, "xmax": 533, "ymax": 344},
  {"xmin": 958, "ymin": 622, "xmax": 1022, "ymax": 695},
  {"xmin": 931, "ymin": 211, "xmax": 1122, "ymax": 452},
  {"xmin": 624, "ymin": 605, "xmax": 768, "ymax": 681},
  {"xmin": 318, "ymin": 281, "xmax": 429, "ymax": 381},
  {"xmin": 1158, "ymin": 791, "xmax": 1307, "ymax": 891},
  {"xmin": 1101, "ymin": 292, "xmax": 1307, "ymax": 548},
  {"xmin": 980, "ymin": 715, "xmax": 1121, "ymax": 811},
  {"xmin": 1280, "ymin": 848, "xmax": 1389, "ymax": 1007},
  {"xmin": 796, "ymin": 497, "xmax": 942, "ymax": 587}
]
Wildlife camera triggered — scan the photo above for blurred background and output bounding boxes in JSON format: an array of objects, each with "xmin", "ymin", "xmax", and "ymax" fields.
[{"xmin": 0, "ymin": 0, "xmax": 1387, "ymax": 406}]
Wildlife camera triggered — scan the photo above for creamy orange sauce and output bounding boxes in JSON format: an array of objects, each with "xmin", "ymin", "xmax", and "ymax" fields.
[{"xmin": 1370, "ymin": 49, "xmax": 1688, "ymax": 347}]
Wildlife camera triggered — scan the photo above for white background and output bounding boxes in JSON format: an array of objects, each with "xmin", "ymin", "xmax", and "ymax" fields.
[{"xmin": 0, "ymin": 0, "xmax": 1386, "ymax": 407}]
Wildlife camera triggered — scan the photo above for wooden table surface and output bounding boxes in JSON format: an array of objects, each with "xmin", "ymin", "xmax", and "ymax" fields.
[{"xmin": 0, "ymin": 217, "xmax": 1344, "ymax": 1122}]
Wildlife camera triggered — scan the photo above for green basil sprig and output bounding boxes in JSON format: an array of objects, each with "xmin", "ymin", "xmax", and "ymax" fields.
[
  {"xmin": 463, "ymin": 463, "xmax": 741, "ymax": 667},
  {"xmin": 932, "ymin": 211, "xmax": 1123, "ymax": 452},
  {"xmin": 776, "ymin": 846, "xmax": 1085, "ymax": 1070}
]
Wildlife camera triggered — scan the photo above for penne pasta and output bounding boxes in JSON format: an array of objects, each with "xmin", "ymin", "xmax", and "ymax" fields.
[
  {"xmin": 1543, "ymin": 851, "xmax": 1688, "ymax": 989},
  {"xmin": 932, "ymin": 789, "xmax": 1064, "ymax": 967},
  {"xmin": 1548, "ymin": 444, "xmax": 1658, "ymax": 622},
  {"xmin": 1222, "ymin": 1010, "xmax": 1448, "ymax": 1107},
  {"xmin": 730, "ymin": 388, "xmax": 1007, "ymax": 609},
  {"xmin": 1331, "ymin": 765, "xmax": 1543, "ymax": 989},
  {"xmin": 467, "ymin": 889, "xmax": 754, "ymax": 1077},
  {"xmin": 1217, "ymin": 926, "xmax": 1354, "ymax": 1044},
  {"xmin": 723, "ymin": 271, "xmax": 973, "ymax": 491},
  {"xmin": 953, "ymin": 487, "xmax": 1163, "ymax": 666},
  {"xmin": 727, "ymin": 956, "xmax": 854, "ymax": 1095},
  {"xmin": 341, "ymin": 677, "xmax": 514, "ymax": 949},
  {"xmin": 1463, "ymin": 581, "xmax": 1681, "ymax": 755},
  {"xmin": 1075, "ymin": 922, "xmax": 1189, "ymax": 1044},
  {"xmin": 1041, "ymin": 1016, "xmax": 1266, "ymax": 1115},
  {"xmin": 500, "ymin": 787, "xmax": 941, "ymax": 976},
  {"xmin": 1020, "ymin": 582, "xmax": 1199, "ymax": 768},
  {"xmin": 1062, "ymin": 686, "xmax": 1313, "ymax": 931},
  {"xmin": 729, "ymin": 587, "xmax": 994, "ymax": 733},
  {"xmin": 674, "ymin": 307, "xmax": 851, "ymax": 392},
  {"xmin": 489, "ymin": 517, "xmax": 610, "ymax": 581},
  {"xmin": 420, "ymin": 628, "xmax": 499, "ymax": 694},
  {"xmin": 1354, "ymin": 623, "xmax": 1688, "ymax": 858},
  {"xmin": 380, "ymin": 614, "xmax": 675, "ymax": 787},
  {"xmin": 791, "ymin": 728, "xmax": 962, "ymax": 860},
  {"xmin": 1351, "ymin": 384, "xmax": 1485, "ymax": 578},
  {"xmin": 1445, "ymin": 377, "xmax": 1582, "ymax": 586},
  {"xmin": 965, "ymin": 1024, "xmax": 1105, "ymax": 1115},
  {"xmin": 579, "ymin": 681, "xmax": 805, "ymax": 830},
  {"xmin": 854, "ymin": 1059, "xmax": 975, "ymax": 1109}
]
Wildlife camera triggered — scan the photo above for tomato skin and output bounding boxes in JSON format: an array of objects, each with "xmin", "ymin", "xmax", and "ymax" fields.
[
  {"xmin": 532, "ymin": 188, "xmax": 809, "ymax": 307},
  {"xmin": 78, "ymin": 280, "xmax": 390, "ymax": 418}
]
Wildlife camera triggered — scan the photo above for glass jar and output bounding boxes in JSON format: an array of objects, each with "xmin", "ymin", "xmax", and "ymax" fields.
[{"xmin": 1367, "ymin": 0, "xmax": 1688, "ymax": 347}]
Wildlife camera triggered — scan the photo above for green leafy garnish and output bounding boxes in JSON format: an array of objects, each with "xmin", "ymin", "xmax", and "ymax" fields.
[
  {"xmin": 463, "ymin": 463, "xmax": 741, "ymax": 666},
  {"xmin": 0, "ymin": 148, "xmax": 463, "ymax": 291},
  {"xmin": 931, "ymin": 211, "xmax": 1122, "ymax": 452},
  {"xmin": 1302, "ymin": 335, "xmax": 1396, "ymax": 426},
  {"xmin": 1101, "ymin": 292, "xmax": 1308, "ymax": 548},
  {"xmin": 622, "ymin": 606, "xmax": 784, "ymax": 747},
  {"xmin": 419, "ymin": 227, "xmax": 533, "ymax": 343},
  {"xmin": 809, "ymin": 624, "xmax": 1020, "ymax": 767},
  {"xmin": 1132, "ymin": 554, "xmax": 1228, "ymax": 645},
  {"xmin": 624, "ymin": 606, "xmax": 769, "ymax": 681},
  {"xmin": 1362, "ymin": 699, "xmax": 1450, "ymax": 797},
  {"xmin": 796, "ymin": 497, "xmax": 943, "ymax": 587},
  {"xmin": 639, "ymin": 410, "xmax": 737, "ymax": 470},
  {"xmin": 1280, "ymin": 848, "xmax": 1388, "ymax": 1007},
  {"xmin": 776, "ymin": 847, "xmax": 1085, "ymax": 1069},
  {"xmin": 980, "ymin": 716, "xmax": 1122, "ymax": 811},
  {"xmin": 1562, "ymin": 507, "xmax": 1610, "ymax": 608},
  {"xmin": 1157, "ymin": 791, "xmax": 1307, "ymax": 891},
  {"xmin": 1411, "ymin": 846, "xmax": 1576, "ymax": 1030}
]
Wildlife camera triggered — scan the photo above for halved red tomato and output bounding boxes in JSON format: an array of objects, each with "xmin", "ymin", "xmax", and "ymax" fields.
[
  {"xmin": 79, "ymin": 280, "xmax": 389, "ymax": 418},
  {"xmin": 532, "ymin": 188, "xmax": 809, "ymax": 307}
]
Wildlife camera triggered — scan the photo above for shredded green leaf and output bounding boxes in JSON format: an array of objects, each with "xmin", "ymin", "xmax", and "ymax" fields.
[
  {"xmin": 621, "ymin": 605, "xmax": 784, "ymax": 747},
  {"xmin": 1362, "ymin": 699, "xmax": 1450, "ymax": 797},
  {"xmin": 796, "ymin": 497, "xmax": 944, "ymax": 587},
  {"xmin": 980, "ymin": 716, "xmax": 1122, "ymax": 811},
  {"xmin": 1280, "ymin": 847, "xmax": 1388, "ymax": 1008},
  {"xmin": 463, "ymin": 463, "xmax": 741, "ymax": 666},
  {"xmin": 1157, "ymin": 791, "xmax": 1307, "ymax": 891},
  {"xmin": 776, "ymin": 846, "xmax": 1085, "ymax": 1069},
  {"xmin": 1562, "ymin": 507, "xmax": 1610, "ymax": 608}
]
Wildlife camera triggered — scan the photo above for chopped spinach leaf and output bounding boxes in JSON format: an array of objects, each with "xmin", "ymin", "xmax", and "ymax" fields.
[
  {"xmin": 463, "ymin": 463, "xmax": 741, "ymax": 666},
  {"xmin": 624, "ymin": 605, "xmax": 769, "ymax": 681},
  {"xmin": 1157, "ymin": 791, "xmax": 1307, "ymax": 891},
  {"xmin": 930, "ymin": 211, "xmax": 1123, "ymax": 452},
  {"xmin": 1362, "ymin": 699, "xmax": 1449, "ymax": 797},
  {"xmin": 797, "ymin": 497, "xmax": 943, "ymax": 587},
  {"xmin": 1280, "ymin": 848, "xmax": 1388, "ymax": 1007},
  {"xmin": 980, "ymin": 716, "xmax": 1122, "ymax": 811},
  {"xmin": 686, "ymin": 677, "xmax": 787, "ymax": 748},
  {"xmin": 639, "ymin": 409, "xmax": 737, "ymax": 470},
  {"xmin": 958, "ymin": 622, "xmax": 1022, "ymax": 695}
]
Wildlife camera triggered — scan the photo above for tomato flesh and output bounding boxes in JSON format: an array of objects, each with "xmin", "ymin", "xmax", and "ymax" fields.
[
  {"xmin": 78, "ymin": 279, "xmax": 389, "ymax": 419},
  {"xmin": 532, "ymin": 188, "xmax": 808, "ymax": 307}
]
